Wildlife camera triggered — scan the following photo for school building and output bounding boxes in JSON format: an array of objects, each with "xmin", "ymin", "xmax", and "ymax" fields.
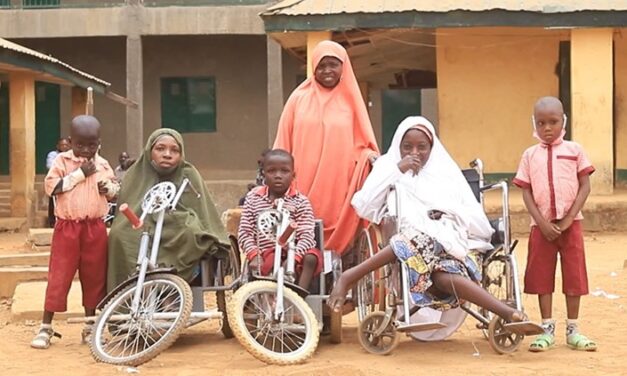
[{"xmin": 1, "ymin": 1, "xmax": 627, "ymax": 222}]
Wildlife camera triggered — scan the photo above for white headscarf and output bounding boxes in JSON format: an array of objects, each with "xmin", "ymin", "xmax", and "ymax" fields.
[{"xmin": 353, "ymin": 116, "xmax": 493, "ymax": 259}]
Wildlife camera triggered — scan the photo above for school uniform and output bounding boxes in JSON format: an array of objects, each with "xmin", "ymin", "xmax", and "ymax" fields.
[
  {"xmin": 43, "ymin": 150, "xmax": 119, "ymax": 312},
  {"xmin": 513, "ymin": 140, "xmax": 595, "ymax": 296}
]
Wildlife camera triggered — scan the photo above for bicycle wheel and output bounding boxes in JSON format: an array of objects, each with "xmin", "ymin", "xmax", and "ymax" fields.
[
  {"xmin": 227, "ymin": 280, "xmax": 319, "ymax": 365},
  {"xmin": 90, "ymin": 273, "xmax": 193, "ymax": 366},
  {"xmin": 355, "ymin": 228, "xmax": 376, "ymax": 322}
]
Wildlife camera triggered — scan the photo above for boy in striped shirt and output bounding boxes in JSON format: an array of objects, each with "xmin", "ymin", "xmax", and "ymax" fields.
[{"xmin": 238, "ymin": 149, "xmax": 322, "ymax": 289}]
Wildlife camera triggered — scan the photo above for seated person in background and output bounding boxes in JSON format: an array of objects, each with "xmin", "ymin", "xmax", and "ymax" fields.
[
  {"xmin": 328, "ymin": 116, "xmax": 541, "ymax": 335},
  {"xmin": 238, "ymin": 149, "xmax": 322, "ymax": 289}
]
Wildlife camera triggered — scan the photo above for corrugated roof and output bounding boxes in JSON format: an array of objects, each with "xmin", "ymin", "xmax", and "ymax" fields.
[
  {"xmin": 0, "ymin": 38, "xmax": 110, "ymax": 87},
  {"xmin": 264, "ymin": 0, "xmax": 627, "ymax": 16}
]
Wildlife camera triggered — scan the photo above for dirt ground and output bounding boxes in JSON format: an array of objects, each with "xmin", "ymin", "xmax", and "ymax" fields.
[{"xmin": 0, "ymin": 231, "xmax": 625, "ymax": 376}]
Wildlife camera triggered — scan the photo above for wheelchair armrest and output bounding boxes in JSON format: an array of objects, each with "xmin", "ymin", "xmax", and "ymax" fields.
[{"xmin": 479, "ymin": 180, "xmax": 508, "ymax": 193}]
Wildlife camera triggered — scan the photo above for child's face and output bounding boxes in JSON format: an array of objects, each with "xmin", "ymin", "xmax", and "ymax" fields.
[
  {"xmin": 400, "ymin": 128, "xmax": 432, "ymax": 167},
  {"xmin": 534, "ymin": 107, "xmax": 564, "ymax": 144},
  {"xmin": 151, "ymin": 135, "xmax": 182, "ymax": 170},
  {"xmin": 57, "ymin": 139, "xmax": 70, "ymax": 152},
  {"xmin": 70, "ymin": 132, "xmax": 100, "ymax": 160},
  {"xmin": 263, "ymin": 155, "xmax": 294, "ymax": 197}
]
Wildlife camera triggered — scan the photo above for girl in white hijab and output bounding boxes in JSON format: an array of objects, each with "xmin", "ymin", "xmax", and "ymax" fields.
[{"xmin": 328, "ymin": 116, "xmax": 539, "ymax": 334}]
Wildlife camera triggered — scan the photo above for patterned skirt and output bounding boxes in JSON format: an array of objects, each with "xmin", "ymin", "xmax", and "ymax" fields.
[{"xmin": 389, "ymin": 231, "xmax": 483, "ymax": 310}]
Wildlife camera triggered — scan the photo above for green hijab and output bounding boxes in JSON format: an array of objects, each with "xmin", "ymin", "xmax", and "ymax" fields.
[{"xmin": 107, "ymin": 128, "xmax": 229, "ymax": 291}]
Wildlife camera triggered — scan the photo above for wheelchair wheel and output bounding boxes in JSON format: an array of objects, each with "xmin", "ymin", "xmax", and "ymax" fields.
[
  {"xmin": 90, "ymin": 273, "xmax": 193, "ymax": 366},
  {"xmin": 216, "ymin": 240, "xmax": 242, "ymax": 339},
  {"xmin": 480, "ymin": 255, "xmax": 510, "ymax": 338},
  {"xmin": 355, "ymin": 228, "xmax": 377, "ymax": 322},
  {"xmin": 487, "ymin": 315, "xmax": 524, "ymax": 354},
  {"xmin": 227, "ymin": 280, "xmax": 319, "ymax": 365},
  {"xmin": 357, "ymin": 311, "xmax": 400, "ymax": 355}
]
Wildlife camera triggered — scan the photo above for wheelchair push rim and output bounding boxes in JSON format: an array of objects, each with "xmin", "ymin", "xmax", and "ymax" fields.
[
  {"xmin": 227, "ymin": 280, "xmax": 319, "ymax": 365},
  {"xmin": 90, "ymin": 273, "xmax": 193, "ymax": 366},
  {"xmin": 355, "ymin": 228, "xmax": 378, "ymax": 322}
]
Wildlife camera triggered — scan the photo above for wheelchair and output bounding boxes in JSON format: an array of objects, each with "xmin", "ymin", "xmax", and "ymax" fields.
[
  {"xmin": 226, "ymin": 198, "xmax": 350, "ymax": 365},
  {"xmin": 77, "ymin": 179, "xmax": 241, "ymax": 366},
  {"xmin": 355, "ymin": 159, "xmax": 540, "ymax": 355}
]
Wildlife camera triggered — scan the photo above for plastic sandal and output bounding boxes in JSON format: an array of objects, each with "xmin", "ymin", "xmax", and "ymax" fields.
[
  {"xmin": 529, "ymin": 333, "xmax": 555, "ymax": 352},
  {"xmin": 567, "ymin": 333, "xmax": 597, "ymax": 352},
  {"xmin": 30, "ymin": 327, "xmax": 62, "ymax": 349}
]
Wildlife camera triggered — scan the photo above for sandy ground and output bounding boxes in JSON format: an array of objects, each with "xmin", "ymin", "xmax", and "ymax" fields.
[{"xmin": 0, "ymin": 231, "xmax": 625, "ymax": 376}]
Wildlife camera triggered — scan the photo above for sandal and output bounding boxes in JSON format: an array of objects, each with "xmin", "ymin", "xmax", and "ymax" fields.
[
  {"xmin": 529, "ymin": 333, "xmax": 555, "ymax": 352},
  {"xmin": 30, "ymin": 326, "xmax": 62, "ymax": 349},
  {"xmin": 567, "ymin": 333, "xmax": 597, "ymax": 352}
]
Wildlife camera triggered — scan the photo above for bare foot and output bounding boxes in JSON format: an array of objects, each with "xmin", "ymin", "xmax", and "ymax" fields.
[
  {"xmin": 327, "ymin": 278, "xmax": 349, "ymax": 313},
  {"xmin": 509, "ymin": 310, "xmax": 527, "ymax": 323}
]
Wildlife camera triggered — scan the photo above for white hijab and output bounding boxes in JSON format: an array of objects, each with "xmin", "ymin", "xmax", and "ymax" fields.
[{"xmin": 360, "ymin": 116, "xmax": 493, "ymax": 258}]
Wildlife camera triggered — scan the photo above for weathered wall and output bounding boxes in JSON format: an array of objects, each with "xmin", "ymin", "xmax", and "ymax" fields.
[
  {"xmin": 615, "ymin": 29, "xmax": 627, "ymax": 185},
  {"xmin": 436, "ymin": 27, "xmax": 564, "ymax": 174}
]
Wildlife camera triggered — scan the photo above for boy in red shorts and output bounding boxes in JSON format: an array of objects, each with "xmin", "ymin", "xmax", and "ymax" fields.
[
  {"xmin": 31, "ymin": 115, "xmax": 119, "ymax": 349},
  {"xmin": 238, "ymin": 149, "xmax": 322, "ymax": 289},
  {"xmin": 513, "ymin": 96, "xmax": 597, "ymax": 352}
]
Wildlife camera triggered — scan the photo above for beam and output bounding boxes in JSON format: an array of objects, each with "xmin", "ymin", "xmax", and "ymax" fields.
[
  {"xmin": 266, "ymin": 37, "xmax": 284, "ymax": 147},
  {"xmin": 8, "ymin": 73, "xmax": 36, "ymax": 222},
  {"xmin": 306, "ymin": 31, "xmax": 332, "ymax": 78},
  {"xmin": 71, "ymin": 86, "xmax": 87, "ymax": 118}
]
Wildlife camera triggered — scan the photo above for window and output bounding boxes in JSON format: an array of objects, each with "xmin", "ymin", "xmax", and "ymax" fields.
[
  {"xmin": 0, "ymin": 1, "xmax": 10, "ymax": 8},
  {"xmin": 161, "ymin": 77, "xmax": 216, "ymax": 133},
  {"xmin": 23, "ymin": 0, "xmax": 60, "ymax": 8}
]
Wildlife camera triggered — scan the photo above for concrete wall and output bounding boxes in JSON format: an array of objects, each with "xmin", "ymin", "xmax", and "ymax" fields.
[
  {"xmin": 436, "ymin": 28, "xmax": 566, "ymax": 174},
  {"xmin": 615, "ymin": 29, "xmax": 627, "ymax": 185},
  {"xmin": 143, "ymin": 35, "xmax": 268, "ymax": 179}
]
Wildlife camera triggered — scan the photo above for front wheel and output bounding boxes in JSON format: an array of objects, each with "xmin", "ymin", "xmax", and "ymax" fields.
[
  {"xmin": 90, "ymin": 273, "xmax": 193, "ymax": 366},
  {"xmin": 227, "ymin": 280, "xmax": 319, "ymax": 365}
]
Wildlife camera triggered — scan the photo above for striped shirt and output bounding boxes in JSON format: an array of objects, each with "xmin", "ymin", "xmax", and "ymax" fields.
[{"xmin": 238, "ymin": 185, "xmax": 316, "ymax": 258}]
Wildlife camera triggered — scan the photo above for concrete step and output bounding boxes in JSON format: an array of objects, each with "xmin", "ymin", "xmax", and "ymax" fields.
[
  {"xmin": 0, "ymin": 266, "xmax": 49, "ymax": 299},
  {"xmin": 28, "ymin": 228, "xmax": 53, "ymax": 246},
  {"xmin": 0, "ymin": 217, "xmax": 27, "ymax": 232},
  {"xmin": 11, "ymin": 281, "xmax": 84, "ymax": 321},
  {"xmin": 0, "ymin": 252, "xmax": 50, "ymax": 267}
]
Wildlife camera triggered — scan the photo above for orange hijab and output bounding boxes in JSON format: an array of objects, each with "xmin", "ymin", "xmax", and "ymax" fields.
[{"xmin": 274, "ymin": 40, "xmax": 379, "ymax": 254}]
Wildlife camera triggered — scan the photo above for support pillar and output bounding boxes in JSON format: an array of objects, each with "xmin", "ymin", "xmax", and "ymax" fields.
[
  {"xmin": 8, "ymin": 73, "xmax": 36, "ymax": 222},
  {"xmin": 306, "ymin": 31, "xmax": 332, "ymax": 78},
  {"xmin": 266, "ymin": 36, "xmax": 284, "ymax": 147},
  {"xmin": 71, "ymin": 86, "xmax": 87, "ymax": 118},
  {"xmin": 126, "ymin": 34, "xmax": 143, "ymax": 156},
  {"xmin": 571, "ymin": 28, "xmax": 614, "ymax": 194}
]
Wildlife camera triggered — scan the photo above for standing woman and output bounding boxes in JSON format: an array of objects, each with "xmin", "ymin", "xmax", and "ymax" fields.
[
  {"xmin": 107, "ymin": 128, "xmax": 229, "ymax": 291},
  {"xmin": 274, "ymin": 40, "xmax": 379, "ymax": 255}
]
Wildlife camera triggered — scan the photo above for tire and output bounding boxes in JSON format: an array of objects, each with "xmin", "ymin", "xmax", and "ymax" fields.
[
  {"xmin": 355, "ymin": 228, "xmax": 376, "ymax": 322},
  {"xmin": 90, "ymin": 273, "xmax": 193, "ymax": 366},
  {"xmin": 487, "ymin": 315, "xmax": 523, "ymax": 354},
  {"xmin": 357, "ymin": 311, "xmax": 400, "ymax": 355},
  {"xmin": 227, "ymin": 280, "xmax": 320, "ymax": 365},
  {"xmin": 480, "ymin": 255, "xmax": 510, "ymax": 338},
  {"xmin": 216, "ymin": 243, "xmax": 242, "ymax": 339}
]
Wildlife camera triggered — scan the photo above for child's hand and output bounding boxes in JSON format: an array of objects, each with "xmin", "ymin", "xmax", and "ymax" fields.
[
  {"xmin": 555, "ymin": 216, "xmax": 574, "ymax": 232},
  {"xmin": 539, "ymin": 220, "xmax": 561, "ymax": 241},
  {"xmin": 398, "ymin": 155, "xmax": 421, "ymax": 174},
  {"xmin": 97, "ymin": 181, "xmax": 109, "ymax": 194},
  {"xmin": 248, "ymin": 256, "xmax": 260, "ymax": 274},
  {"xmin": 80, "ymin": 160, "xmax": 97, "ymax": 177}
]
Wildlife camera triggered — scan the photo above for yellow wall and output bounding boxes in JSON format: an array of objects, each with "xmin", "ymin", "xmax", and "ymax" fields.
[
  {"xmin": 615, "ymin": 29, "xmax": 627, "ymax": 178},
  {"xmin": 571, "ymin": 28, "xmax": 614, "ymax": 194},
  {"xmin": 436, "ymin": 28, "xmax": 565, "ymax": 174}
]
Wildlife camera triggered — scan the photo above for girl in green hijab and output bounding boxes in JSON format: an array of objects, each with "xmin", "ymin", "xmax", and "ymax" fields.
[{"xmin": 107, "ymin": 128, "xmax": 229, "ymax": 291}]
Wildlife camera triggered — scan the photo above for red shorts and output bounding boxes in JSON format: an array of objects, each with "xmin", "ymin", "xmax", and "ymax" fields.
[
  {"xmin": 256, "ymin": 248, "xmax": 323, "ymax": 277},
  {"xmin": 44, "ymin": 218, "xmax": 108, "ymax": 312},
  {"xmin": 524, "ymin": 220, "xmax": 588, "ymax": 296}
]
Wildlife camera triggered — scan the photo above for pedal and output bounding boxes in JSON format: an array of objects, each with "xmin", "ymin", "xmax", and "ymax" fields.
[{"xmin": 395, "ymin": 322, "xmax": 447, "ymax": 333}]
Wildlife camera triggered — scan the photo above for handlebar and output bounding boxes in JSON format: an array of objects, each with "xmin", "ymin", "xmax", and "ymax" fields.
[
  {"xmin": 278, "ymin": 222, "xmax": 297, "ymax": 246},
  {"xmin": 119, "ymin": 203, "xmax": 143, "ymax": 229}
]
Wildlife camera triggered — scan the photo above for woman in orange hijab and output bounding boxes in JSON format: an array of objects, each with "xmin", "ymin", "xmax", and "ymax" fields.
[{"xmin": 274, "ymin": 40, "xmax": 379, "ymax": 255}]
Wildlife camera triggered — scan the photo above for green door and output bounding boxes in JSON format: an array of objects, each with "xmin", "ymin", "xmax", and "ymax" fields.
[
  {"xmin": 381, "ymin": 89, "xmax": 422, "ymax": 151},
  {"xmin": 0, "ymin": 82, "xmax": 9, "ymax": 175},
  {"xmin": 35, "ymin": 82, "xmax": 61, "ymax": 174}
]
